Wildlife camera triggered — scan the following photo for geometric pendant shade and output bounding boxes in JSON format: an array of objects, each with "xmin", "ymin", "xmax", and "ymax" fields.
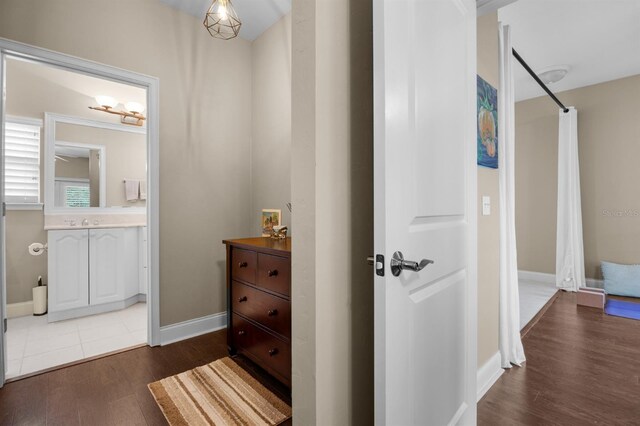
[{"xmin": 203, "ymin": 0, "xmax": 242, "ymax": 40}]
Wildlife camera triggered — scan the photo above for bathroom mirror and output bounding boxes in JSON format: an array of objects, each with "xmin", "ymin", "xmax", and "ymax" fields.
[
  {"xmin": 45, "ymin": 113, "xmax": 147, "ymax": 213},
  {"xmin": 54, "ymin": 142, "xmax": 104, "ymax": 208}
]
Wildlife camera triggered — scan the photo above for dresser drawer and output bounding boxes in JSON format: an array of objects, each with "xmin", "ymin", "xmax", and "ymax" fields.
[
  {"xmin": 257, "ymin": 253, "xmax": 290, "ymax": 296},
  {"xmin": 232, "ymin": 314, "xmax": 291, "ymax": 382},
  {"xmin": 232, "ymin": 281, "xmax": 291, "ymax": 339},
  {"xmin": 231, "ymin": 248, "xmax": 257, "ymax": 284}
]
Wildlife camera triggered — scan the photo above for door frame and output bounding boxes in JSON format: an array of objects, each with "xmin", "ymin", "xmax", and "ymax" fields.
[{"xmin": 0, "ymin": 38, "xmax": 161, "ymax": 386}]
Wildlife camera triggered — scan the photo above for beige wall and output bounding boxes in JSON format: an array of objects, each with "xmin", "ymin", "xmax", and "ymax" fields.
[
  {"xmin": 516, "ymin": 74, "xmax": 640, "ymax": 279},
  {"xmin": 6, "ymin": 211, "xmax": 47, "ymax": 304},
  {"xmin": 476, "ymin": 13, "xmax": 500, "ymax": 368},
  {"xmin": 55, "ymin": 156, "xmax": 90, "ymax": 179},
  {"xmin": 292, "ymin": 0, "xmax": 373, "ymax": 423},
  {"xmin": 251, "ymin": 14, "xmax": 292, "ymax": 235},
  {"xmin": 0, "ymin": 0, "xmax": 254, "ymax": 324}
]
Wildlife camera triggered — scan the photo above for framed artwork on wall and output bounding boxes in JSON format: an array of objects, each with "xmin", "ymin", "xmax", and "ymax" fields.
[
  {"xmin": 261, "ymin": 209, "xmax": 281, "ymax": 237},
  {"xmin": 477, "ymin": 75, "xmax": 498, "ymax": 169}
]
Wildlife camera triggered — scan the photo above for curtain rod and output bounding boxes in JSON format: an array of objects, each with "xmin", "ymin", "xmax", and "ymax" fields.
[{"xmin": 512, "ymin": 48, "xmax": 569, "ymax": 113}]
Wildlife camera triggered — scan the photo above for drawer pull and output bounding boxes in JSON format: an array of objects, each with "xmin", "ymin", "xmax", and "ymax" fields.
[
  {"xmin": 268, "ymin": 348, "xmax": 279, "ymax": 356},
  {"xmin": 238, "ymin": 330, "xmax": 246, "ymax": 336},
  {"xmin": 238, "ymin": 261, "xmax": 248, "ymax": 268},
  {"xmin": 238, "ymin": 296, "xmax": 248, "ymax": 303},
  {"xmin": 268, "ymin": 309, "xmax": 278, "ymax": 316},
  {"xmin": 267, "ymin": 269, "xmax": 278, "ymax": 277}
]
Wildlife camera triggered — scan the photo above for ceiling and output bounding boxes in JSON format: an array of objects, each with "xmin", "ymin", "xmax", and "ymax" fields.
[
  {"xmin": 160, "ymin": 0, "xmax": 291, "ymax": 41},
  {"xmin": 499, "ymin": 0, "xmax": 640, "ymax": 102}
]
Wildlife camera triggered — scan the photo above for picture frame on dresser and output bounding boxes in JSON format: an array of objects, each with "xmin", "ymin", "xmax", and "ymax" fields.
[{"xmin": 261, "ymin": 209, "xmax": 281, "ymax": 237}]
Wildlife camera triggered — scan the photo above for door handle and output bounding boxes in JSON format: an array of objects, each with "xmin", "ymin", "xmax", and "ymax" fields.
[{"xmin": 390, "ymin": 251, "xmax": 434, "ymax": 277}]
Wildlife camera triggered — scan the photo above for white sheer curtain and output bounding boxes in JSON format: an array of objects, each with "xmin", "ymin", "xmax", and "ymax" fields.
[
  {"xmin": 556, "ymin": 108, "xmax": 586, "ymax": 292},
  {"xmin": 498, "ymin": 23, "xmax": 525, "ymax": 368}
]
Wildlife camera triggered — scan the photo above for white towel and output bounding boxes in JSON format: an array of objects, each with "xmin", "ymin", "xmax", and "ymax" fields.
[
  {"xmin": 124, "ymin": 179, "xmax": 139, "ymax": 201},
  {"xmin": 139, "ymin": 180, "xmax": 147, "ymax": 200}
]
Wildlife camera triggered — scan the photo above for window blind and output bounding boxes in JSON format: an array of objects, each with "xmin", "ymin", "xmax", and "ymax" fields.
[{"xmin": 4, "ymin": 121, "xmax": 41, "ymax": 204}]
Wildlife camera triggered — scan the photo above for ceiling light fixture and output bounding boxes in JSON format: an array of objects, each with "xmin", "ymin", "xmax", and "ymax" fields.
[
  {"xmin": 89, "ymin": 96, "xmax": 146, "ymax": 127},
  {"xmin": 204, "ymin": 0, "xmax": 241, "ymax": 40},
  {"xmin": 536, "ymin": 65, "xmax": 570, "ymax": 85}
]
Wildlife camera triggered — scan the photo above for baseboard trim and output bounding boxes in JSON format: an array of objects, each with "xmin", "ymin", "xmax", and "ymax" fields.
[
  {"xmin": 586, "ymin": 277, "xmax": 604, "ymax": 289},
  {"xmin": 48, "ymin": 294, "xmax": 143, "ymax": 322},
  {"xmin": 518, "ymin": 270, "xmax": 555, "ymax": 284},
  {"xmin": 160, "ymin": 312, "xmax": 227, "ymax": 346},
  {"xmin": 7, "ymin": 301, "xmax": 34, "ymax": 318},
  {"xmin": 518, "ymin": 270, "xmax": 603, "ymax": 289},
  {"xmin": 477, "ymin": 351, "xmax": 503, "ymax": 402}
]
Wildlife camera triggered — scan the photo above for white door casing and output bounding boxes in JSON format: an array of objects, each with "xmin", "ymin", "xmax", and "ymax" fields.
[
  {"xmin": 373, "ymin": 0, "xmax": 477, "ymax": 424},
  {"xmin": 48, "ymin": 229, "xmax": 90, "ymax": 312}
]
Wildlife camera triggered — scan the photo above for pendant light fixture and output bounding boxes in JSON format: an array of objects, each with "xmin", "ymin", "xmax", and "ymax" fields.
[{"xmin": 204, "ymin": 0, "xmax": 241, "ymax": 40}]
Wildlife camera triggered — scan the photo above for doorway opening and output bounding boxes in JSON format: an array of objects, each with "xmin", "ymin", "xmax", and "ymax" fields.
[{"xmin": 0, "ymin": 39, "xmax": 160, "ymax": 385}]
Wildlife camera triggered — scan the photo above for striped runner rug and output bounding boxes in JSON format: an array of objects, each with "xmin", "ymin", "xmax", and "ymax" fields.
[{"xmin": 148, "ymin": 357, "xmax": 292, "ymax": 426}]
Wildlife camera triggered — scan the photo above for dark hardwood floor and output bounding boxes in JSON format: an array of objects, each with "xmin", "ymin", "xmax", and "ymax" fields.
[
  {"xmin": 478, "ymin": 291, "xmax": 640, "ymax": 425},
  {"xmin": 0, "ymin": 330, "xmax": 291, "ymax": 426}
]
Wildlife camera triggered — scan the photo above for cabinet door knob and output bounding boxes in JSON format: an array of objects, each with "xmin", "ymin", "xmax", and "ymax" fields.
[
  {"xmin": 238, "ymin": 330, "xmax": 246, "ymax": 336},
  {"xmin": 238, "ymin": 296, "xmax": 247, "ymax": 303},
  {"xmin": 268, "ymin": 309, "xmax": 278, "ymax": 316},
  {"xmin": 238, "ymin": 261, "xmax": 248, "ymax": 268},
  {"xmin": 267, "ymin": 269, "xmax": 278, "ymax": 277},
  {"xmin": 268, "ymin": 348, "xmax": 278, "ymax": 356}
]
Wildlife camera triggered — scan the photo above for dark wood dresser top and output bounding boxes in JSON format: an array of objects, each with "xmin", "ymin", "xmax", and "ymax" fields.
[{"xmin": 223, "ymin": 237, "xmax": 291, "ymax": 256}]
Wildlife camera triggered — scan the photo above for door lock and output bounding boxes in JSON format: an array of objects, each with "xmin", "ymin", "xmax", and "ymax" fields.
[{"xmin": 367, "ymin": 254, "xmax": 385, "ymax": 276}]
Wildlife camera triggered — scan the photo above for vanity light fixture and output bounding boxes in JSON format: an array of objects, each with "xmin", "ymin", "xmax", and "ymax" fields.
[
  {"xmin": 204, "ymin": 0, "xmax": 241, "ymax": 40},
  {"xmin": 89, "ymin": 95, "xmax": 146, "ymax": 127}
]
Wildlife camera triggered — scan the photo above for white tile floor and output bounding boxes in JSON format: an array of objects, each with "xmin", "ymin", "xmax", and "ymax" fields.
[
  {"xmin": 6, "ymin": 302, "xmax": 147, "ymax": 379},
  {"xmin": 519, "ymin": 279, "xmax": 558, "ymax": 330}
]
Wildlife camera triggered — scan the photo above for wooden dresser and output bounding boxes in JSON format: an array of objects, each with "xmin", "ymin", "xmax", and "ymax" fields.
[{"xmin": 223, "ymin": 237, "xmax": 291, "ymax": 387}]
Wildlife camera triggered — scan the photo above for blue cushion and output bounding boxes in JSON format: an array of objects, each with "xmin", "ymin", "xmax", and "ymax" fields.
[{"xmin": 601, "ymin": 261, "xmax": 640, "ymax": 298}]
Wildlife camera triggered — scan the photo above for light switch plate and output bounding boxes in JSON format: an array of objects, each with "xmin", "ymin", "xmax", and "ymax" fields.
[{"xmin": 482, "ymin": 196, "xmax": 491, "ymax": 216}]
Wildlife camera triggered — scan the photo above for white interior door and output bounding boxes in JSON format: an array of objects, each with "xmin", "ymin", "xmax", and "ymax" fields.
[{"xmin": 373, "ymin": 0, "xmax": 477, "ymax": 424}]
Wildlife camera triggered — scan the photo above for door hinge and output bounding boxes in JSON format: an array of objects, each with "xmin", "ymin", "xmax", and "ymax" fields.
[
  {"xmin": 3, "ymin": 318, "xmax": 6, "ymax": 333},
  {"xmin": 2, "ymin": 202, "xmax": 5, "ymax": 217}
]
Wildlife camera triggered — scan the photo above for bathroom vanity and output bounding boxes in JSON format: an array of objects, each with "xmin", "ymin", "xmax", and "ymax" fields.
[
  {"xmin": 42, "ymin": 113, "xmax": 149, "ymax": 322},
  {"xmin": 223, "ymin": 237, "xmax": 291, "ymax": 388},
  {"xmin": 47, "ymin": 225, "xmax": 147, "ymax": 322}
]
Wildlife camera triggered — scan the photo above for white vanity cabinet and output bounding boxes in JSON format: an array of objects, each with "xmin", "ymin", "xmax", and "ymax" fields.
[
  {"xmin": 48, "ymin": 227, "xmax": 143, "ymax": 321},
  {"xmin": 48, "ymin": 229, "xmax": 89, "ymax": 312}
]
